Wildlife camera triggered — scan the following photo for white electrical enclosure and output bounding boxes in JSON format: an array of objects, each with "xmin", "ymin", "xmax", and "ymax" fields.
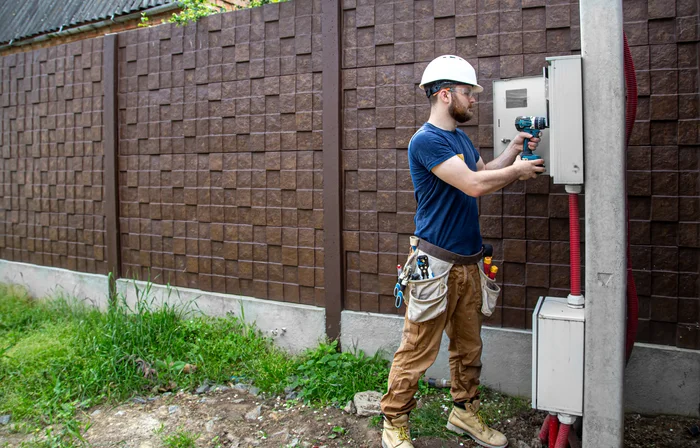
[
  {"xmin": 492, "ymin": 76, "xmax": 550, "ymax": 173},
  {"xmin": 545, "ymin": 55, "xmax": 584, "ymax": 185},
  {"xmin": 532, "ymin": 296, "xmax": 584, "ymax": 416}
]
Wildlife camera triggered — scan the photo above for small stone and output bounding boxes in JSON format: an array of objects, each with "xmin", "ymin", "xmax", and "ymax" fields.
[
  {"xmin": 234, "ymin": 383, "xmax": 250, "ymax": 393},
  {"xmin": 132, "ymin": 397, "xmax": 147, "ymax": 404},
  {"xmin": 196, "ymin": 384, "xmax": 211, "ymax": 395},
  {"xmin": 245, "ymin": 405, "xmax": 262, "ymax": 422},
  {"xmin": 0, "ymin": 415, "xmax": 10, "ymax": 425},
  {"xmin": 249, "ymin": 386, "xmax": 261, "ymax": 396},
  {"xmin": 343, "ymin": 400, "xmax": 356, "ymax": 414},
  {"xmin": 353, "ymin": 391, "xmax": 383, "ymax": 417},
  {"xmin": 285, "ymin": 391, "xmax": 298, "ymax": 400},
  {"xmin": 115, "ymin": 411, "xmax": 125, "ymax": 416},
  {"xmin": 232, "ymin": 398, "xmax": 245, "ymax": 404},
  {"xmin": 90, "ymin": 410, "xmax": 102, "ymax": 417},
  {"xmin": 168, "ymin": 405, "xmax": 180, "ymax": 414},
  {"xmin": 515, "ymin": 440, "xmax": 530, "ymax": 448}
]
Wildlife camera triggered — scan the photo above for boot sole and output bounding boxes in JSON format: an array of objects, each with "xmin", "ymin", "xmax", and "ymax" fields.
[{"xmin": 445, "ymin": 422, "xmax": 508, "ymax": 448}]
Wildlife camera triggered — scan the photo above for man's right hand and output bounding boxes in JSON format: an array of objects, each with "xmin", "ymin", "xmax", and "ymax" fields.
[{"xmin": 513, "ymin": 155, "xmax": 546, "ymax": 180}]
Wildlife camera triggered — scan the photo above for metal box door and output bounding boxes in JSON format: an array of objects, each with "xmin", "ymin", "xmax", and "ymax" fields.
[{"xmin": 492, "ymin": 76, "xmax": 549, "ymax": 173}]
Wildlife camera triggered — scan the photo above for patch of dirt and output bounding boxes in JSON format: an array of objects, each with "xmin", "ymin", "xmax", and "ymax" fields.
[{"xmin": 1, "ymin": 387, "xmax": 698, "ymax": 447}]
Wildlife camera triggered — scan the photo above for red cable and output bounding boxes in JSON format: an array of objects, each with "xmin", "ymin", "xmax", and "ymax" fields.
[
  {"xmin": 623, "ymin": 32, "xmax": 639, "ymax": 362},
  {"xmin": 539, "ymin": 414, "xmax": 551, "ymax": 444},
  {"xmin": 569, "ymin": 193, "xmax": 581, "ymax": 296},
  {"xmin": 549, "ymin": 415, "xmax": 559, "ymax": 448},
  {"xmin": 555, "ymin": 424, "xmax": 571, "ymax": 448}
]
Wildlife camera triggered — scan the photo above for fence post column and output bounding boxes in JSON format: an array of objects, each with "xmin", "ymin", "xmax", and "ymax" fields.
[
  {"xmin": 103, "ymin": 33, "xmax": 121, "ymax": 303},
  {"xmin": 321, "ymin": 0, "xmax": 343, "ymax": 341}
]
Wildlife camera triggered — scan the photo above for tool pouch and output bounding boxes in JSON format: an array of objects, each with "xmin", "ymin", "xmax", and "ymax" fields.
[
  {"xmin": 406, "ymin": 250, "xmax": 453, "ymax": 323},
  {"xmin": 478, "ymin": 261, "xmax": 500, "ymax": 317}
]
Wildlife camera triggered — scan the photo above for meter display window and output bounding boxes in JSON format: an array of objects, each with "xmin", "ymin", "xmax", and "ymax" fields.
[{"xmin": 506, "ymin": 88, "xmax": 528, "ymax": 108}]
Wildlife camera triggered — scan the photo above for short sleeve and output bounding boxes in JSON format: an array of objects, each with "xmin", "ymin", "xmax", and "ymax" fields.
[
  {"xmin": 409, "ymin": 130, "xmax": 457, "ymax": 172},
  {"xmin": 458, "ymin": 129, "xmax": 480, "ymax": 161}
]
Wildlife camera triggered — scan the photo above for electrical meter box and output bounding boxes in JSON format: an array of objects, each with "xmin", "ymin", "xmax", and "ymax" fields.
[
  {"xmin": 532, "ymin": 296, "xmax": 584, "ymax": 416},
  {"xmin": 545, "ymin": 55, "xmax": 584, "ymax": 185},
  {"xmin": 492, "ymin": 76, "xmax": 550, "ymax": 173},
  {"xmin": 493, "ymin": 55, "xmax": 584, "ymax": 184}
]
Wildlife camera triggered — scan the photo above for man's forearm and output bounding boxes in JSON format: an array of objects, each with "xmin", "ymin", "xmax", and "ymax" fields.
[
  {"xmin": 484, "ymin": 145, "xmax": 519, "ymax": 170},
  {"xmin": 470, "ymin": 165, "xmax": 522, "ymax": 197}
]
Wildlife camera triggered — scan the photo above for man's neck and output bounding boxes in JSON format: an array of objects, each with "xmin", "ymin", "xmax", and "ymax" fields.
[{"xmin": 427, "ymin": 110, "xmax": 457, "ymax": 132}]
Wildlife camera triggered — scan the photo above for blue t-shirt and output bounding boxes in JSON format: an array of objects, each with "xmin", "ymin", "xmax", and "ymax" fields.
[{"xmin": 408, "ymin": 123, "xmax": 482, "ymax": 256}]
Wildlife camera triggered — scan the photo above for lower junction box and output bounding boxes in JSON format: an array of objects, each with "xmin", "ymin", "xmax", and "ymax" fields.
[{"xmin": 532, "ymin": 296, "xmax": 585, "ymax": 416}]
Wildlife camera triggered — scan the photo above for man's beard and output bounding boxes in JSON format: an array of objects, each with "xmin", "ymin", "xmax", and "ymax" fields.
[{"xmin": 449, "ymin": 100, "xmax": 473, "ymax": 123}]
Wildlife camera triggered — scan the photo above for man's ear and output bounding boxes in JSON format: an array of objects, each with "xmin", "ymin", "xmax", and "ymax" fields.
[{"xmin": 439, "ymin": 89, "xmax": 450, "ymax": 104}]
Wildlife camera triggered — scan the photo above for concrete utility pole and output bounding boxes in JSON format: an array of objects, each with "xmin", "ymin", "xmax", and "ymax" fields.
[{"xmin": 580, "ymin": 1, "xmax": 627, "ymax": 447}]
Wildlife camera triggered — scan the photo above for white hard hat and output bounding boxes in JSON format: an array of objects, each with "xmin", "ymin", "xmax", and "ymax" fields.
[{"xmin": 419, "ymin": 55, "xmax": 483, "ymax": 96}]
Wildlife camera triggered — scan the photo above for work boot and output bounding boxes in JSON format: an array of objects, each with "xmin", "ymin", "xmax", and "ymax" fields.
[
  {"xmin": 446, "ymin": 400, "xmax": 508, "ymax": 448},
  {"xmin": 381, "ymin": 414, "xmax": 414, "ymax": 448}
]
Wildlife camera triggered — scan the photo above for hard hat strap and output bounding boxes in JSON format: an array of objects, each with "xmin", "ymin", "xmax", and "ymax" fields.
[{"xmin": 425, "ymin": 81, "xmax": 454, "ymax": 98}]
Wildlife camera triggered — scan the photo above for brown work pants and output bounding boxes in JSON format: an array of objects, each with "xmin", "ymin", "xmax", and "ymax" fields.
[{"xmin": 380, "ymin": 264, "xmax": 483, "ymax": 419}]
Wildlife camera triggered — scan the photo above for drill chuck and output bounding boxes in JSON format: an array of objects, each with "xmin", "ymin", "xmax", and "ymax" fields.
[{"xmin": 515, "ymin": 116, "xmax": 548, "ymax": 132}]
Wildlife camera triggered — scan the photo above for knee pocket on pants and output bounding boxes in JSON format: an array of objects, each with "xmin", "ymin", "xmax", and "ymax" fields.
[{"xmin": 401, "ymin": 319, "xmax": 436, "ymax": 351}]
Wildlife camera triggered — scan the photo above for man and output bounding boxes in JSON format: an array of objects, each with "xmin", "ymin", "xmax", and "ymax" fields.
[{"xmin": 380, "ymin": 55, "xmax": 545, "ymax": 448}]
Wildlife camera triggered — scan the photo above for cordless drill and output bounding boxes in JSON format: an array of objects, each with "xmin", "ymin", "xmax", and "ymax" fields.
[{"xmin": 515, "ymin": 116, "xmax": 548, "ymax": 161}]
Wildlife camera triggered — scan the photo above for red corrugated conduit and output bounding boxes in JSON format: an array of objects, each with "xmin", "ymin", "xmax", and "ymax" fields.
[
  {"xmin": 623, "ymin": 32, "xmax": 639, "ymax": 363},
  {"xmin": 569, "ymin": 193, "xmax": 581, "ymax": 296},
  {"xmin": 555, "ymin": 424, "xmax": 571, "ymax": 448}
]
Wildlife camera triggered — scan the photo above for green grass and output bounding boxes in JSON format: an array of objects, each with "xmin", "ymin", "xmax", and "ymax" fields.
[
  {"xmin": 0, "ymin": 283, "xmax": 385, "ymax": 426},
  {"xmin": 162, "ymin": 427, "xmax": 200, "ymax": 448},
  {"xmin": 0, "ymin": 281, "xmax": 529, "ymax": 445},
  {"xmin": 0, "ymin": 282, "xmax": 298, "ymax": 427}
]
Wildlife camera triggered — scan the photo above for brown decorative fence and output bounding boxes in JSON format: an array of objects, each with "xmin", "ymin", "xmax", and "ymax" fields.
[{"xmin": 1, "ymin": 0, "xmax": 698, "ymax": 349}]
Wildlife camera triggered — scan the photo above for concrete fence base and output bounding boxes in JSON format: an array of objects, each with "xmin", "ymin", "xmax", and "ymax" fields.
[{"xmin": 0, "ymin": 260, "xmax": 697, "ymax": 416}]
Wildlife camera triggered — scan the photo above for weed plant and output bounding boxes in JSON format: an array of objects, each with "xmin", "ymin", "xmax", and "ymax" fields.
[{"xmin": 290, "ymin": 340, "xmax": 390, "ymax": 405}]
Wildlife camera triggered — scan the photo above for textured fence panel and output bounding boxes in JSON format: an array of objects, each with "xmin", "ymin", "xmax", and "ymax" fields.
[
  {"xmin": 116, "ymin": 1, "xmax": 327, "ymax": 305},
  {"xmin": 0, "ymin": 40, "xmax": 107, "ymax": 274}
]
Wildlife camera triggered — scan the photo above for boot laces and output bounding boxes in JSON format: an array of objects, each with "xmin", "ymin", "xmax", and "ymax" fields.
[
  {"xmin": 466, "ymin": 404, "xmax": 487, "ymax": 433},
  {"xmin": 474, "ymin": 411, "xmax": 489, "ymax": 433},
  {"xmin": 397, "ymin": 426, "xmax": 410, "ymax": 442}
]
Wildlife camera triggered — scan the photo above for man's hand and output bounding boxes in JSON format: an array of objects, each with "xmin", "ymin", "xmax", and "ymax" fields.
[
  {"xmin": 513, "ymin": 155, "xmax": 546, "ymax": 180},
  {"xmin": 511, "ymin": 131, "xmax": 541, "ymax": 153}
]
